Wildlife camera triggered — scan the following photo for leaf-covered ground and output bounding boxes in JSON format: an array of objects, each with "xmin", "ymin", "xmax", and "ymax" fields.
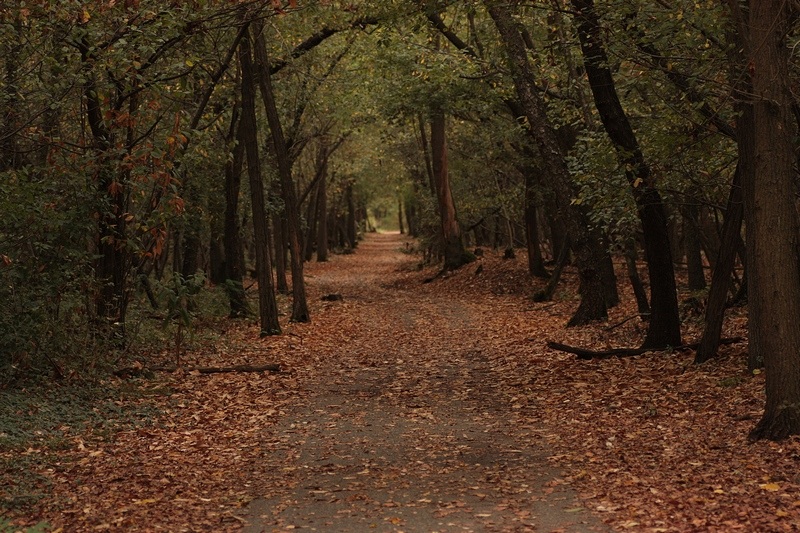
[{"xmin": 5, "ymin": 232, "xmax": 800, "ymax": 532}]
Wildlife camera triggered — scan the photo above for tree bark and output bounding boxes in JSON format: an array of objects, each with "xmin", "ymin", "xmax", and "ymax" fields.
[
  {"xmin": 571, "ymin": 0, "xmax": 681, "ymax": 348},
  {"xmin": 486, "ymin": 1, "xmax": 607, "ymax": 326},
  {"xmin": 252, "ymin": 21, "xmax": 309, "ymax": 322},
  {"xmin": 304, "ymin": 184, "xmax": 319, "ymax": 262},
  {"xmin": 417, "ymin": 113, "xmax": 437, "ymax": 199},
  {"xmin": 746, "ymin": 1, "xmax": 800, "ymax": 441},
  {"xmin": 223, "ymin": 102, "xmax": 250, "ymax": 318},
  {"xmin": 523, "ymin": 172, "xmax": 550, "ymax": 278},
  {"xmin": 239, "ymin": 27, "xmax": 280, "ymax": 336},
  {"xmin": 271, "ymin": 179, "xmax": 290, "ymax": 295},
  {"xmin": 430, "ymin": 108, "xmax": 470, "ymax": 271},
  {"xmin": 346, "ymin": 180, "xmax": 357, "ymax": 249},
  {"xmin": 695, "ymin": 167, "xmax": 744, "ymax": 363},
  {"xmin": 683, "ymin": 204, "xmax": 707, "ymax": 291},
  {"xmin": 316, "ymin": 157, "xmax": 329, "ymax": 261},
  {"xmin": 625, "ymin": 238, "xmax": 651, "ymax": 317}
]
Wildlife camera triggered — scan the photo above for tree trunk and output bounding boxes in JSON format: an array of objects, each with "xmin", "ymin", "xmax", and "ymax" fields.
[
  {"xmin": 239, "ymin": 27, "xmax": 280, "ymax": 336},
  {"xmin": 223, "ymin": 104, "xmax": 250, "ymax": 318},
  {"xmin": 598, "ymin": 239, "xmax": 619, "ymax": 308},
  {"xmin": 417, "ymin": 113, "xmax": 437, "ymax": 199},
  {"xmin": 683, "ymin": 204, "xmax": 707, "ymax": 291},
  {"xmin": 398, "ymin": 196, "xmax": 405, "ymax": 234},
  {"xmin": 571, "ymin": 0, "xmax": 681, "ymax": 348},
  {"xmin": 486, "ymin": 1, "xmax": 607, "ymax": 326},
  {"xmin": 695, "ymin": 166, "xmax": 744, "ymax": 363},
  {"xmin": 430, "ymin": 108, "xmax": 470, "ymax": 271},
  {"xmin": 524, "ymin": 174, "xmax": 550, "ymax": 278},
  {"xmin": 317, "ymin": 161, "xmax": 329, "ymax": 261},
  {"xmin": 625, "ymin": 238, "xmax": 651, "ymax": 317},
  {"xmin": 252, "ymin": 21, "xmax": 309, "ymax": 323},
  {"xmin": 346, "ymin": 180, "xmax": 357, "ymax": 249},
  {"xmin": 304, "ymin": 184, "xmax": 319, "ymax": 262},
  {"xmin": 271, "ymin": 180, "xmax": 289, "ymax": 295},
  {"xmin": 0, "ymin": 15, "xmax": 22, "ymax": 171},
  {"xmin": 746, "ymin": 1, "xmax": 800, "ymax": 441}
]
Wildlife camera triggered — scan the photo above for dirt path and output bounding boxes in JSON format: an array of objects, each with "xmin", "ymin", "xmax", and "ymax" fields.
[{"xmin": 243, "ymin": 233, "xmax": 609, "ymax": 532}]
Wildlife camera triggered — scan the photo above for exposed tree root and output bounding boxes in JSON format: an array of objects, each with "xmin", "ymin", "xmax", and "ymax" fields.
[
  {"xmin": 115, "ymin": 363, "xmax": 281, "ymax": 377},
  {"xmin": 547, "ymin": 337, "xmax": 743, "ymax": 360}
]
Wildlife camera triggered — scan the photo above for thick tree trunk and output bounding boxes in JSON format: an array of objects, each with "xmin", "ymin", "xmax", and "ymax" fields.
[
  {"xmin": 223, "ymin": 105, "xmax": 249, "ymax": 318},
  {"xmin": 430, "ymin": 108, "xmax": 470, "ymax": 271},
  {"xmin": 239, "ymin": 28, "xmax": 280, "ymax": 336},
  {"xmin": 746, "ymin": 1, "xmax": 800, "ymax": 441},
  {"xmin": 486, "ymin": 1, "xmax": 607, "ymax": 326},
  {"xmin": 571, "ymin": 0, "xmax": 681, "ymax": 347},
  {"xmin": 252, "ymin": 21, "xmax": 309, "ymax": 322}
]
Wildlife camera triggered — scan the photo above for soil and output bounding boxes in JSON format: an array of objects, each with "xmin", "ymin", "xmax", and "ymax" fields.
[
  {"xmin": 21, "ymin": 231, "xmax": 797, "ymax": 532},
  {"xmin": 242, "ymin": 233, "xmax": 609, "ymax": 532}
]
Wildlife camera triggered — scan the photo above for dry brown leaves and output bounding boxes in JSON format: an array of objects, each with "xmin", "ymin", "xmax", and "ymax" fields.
[
  {"xmin": 15, "ymin": 234, "xmax": 800, "ymax": 532},
  {"xmin": 416, "ymin": 248, "xmax": 798, "ymax": 533}
]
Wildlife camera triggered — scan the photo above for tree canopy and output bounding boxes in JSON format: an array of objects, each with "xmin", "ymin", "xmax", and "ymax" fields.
[{"xmin": 2, "ymin": 1, "xmax": 799, "ymax": 440}]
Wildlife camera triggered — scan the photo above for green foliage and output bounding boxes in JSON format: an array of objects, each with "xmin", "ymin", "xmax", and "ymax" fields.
[
  {"xmin": 0, "ymin": 381, "xmax": 163, "ymax": 514},
  {"xmin": 162, "ymin": 271, "xmax": 206, "ymax": 329},
  {"xmin": 0, "ymin": 167, "xmax": 100, "ymax": 384},
  {"xmin": 0, "ymin": 518, "xmax": 49, "ymax": 533}
]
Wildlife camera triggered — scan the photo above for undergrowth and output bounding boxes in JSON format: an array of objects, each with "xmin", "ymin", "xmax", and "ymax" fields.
[{"xmin": 0, "ymin": 373, "xmax": 171, "ymax": 518}]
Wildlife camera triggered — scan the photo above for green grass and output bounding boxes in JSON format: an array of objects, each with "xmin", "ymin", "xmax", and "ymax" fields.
[{"xmin": 0, "ymin": 381, "xmax": 168, "ymax": 515}]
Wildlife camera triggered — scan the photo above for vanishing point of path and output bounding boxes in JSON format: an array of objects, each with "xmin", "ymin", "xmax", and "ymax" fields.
[{"xmin": 244, "ymin": 233, "xmax": 610, "ymax": 532}]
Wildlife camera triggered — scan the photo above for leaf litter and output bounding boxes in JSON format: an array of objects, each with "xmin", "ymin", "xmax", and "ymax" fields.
[{"xmin": 7, "ymin": 233, "xmax": 800, "ymax": 532}]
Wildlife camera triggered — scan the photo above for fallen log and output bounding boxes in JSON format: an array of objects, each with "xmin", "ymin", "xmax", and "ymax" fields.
[
  {"xmin": 546, "ymin": 337, "xmax": 743, "ymax": 360},
  {"xmin": 115, "ymin": 363, "xmax": 281, "ymax": 377}
]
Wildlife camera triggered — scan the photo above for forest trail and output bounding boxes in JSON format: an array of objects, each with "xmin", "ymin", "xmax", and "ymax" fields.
[
  {"xmin": 243, "ymin": 233, "xmax": 608, "ymax": 532},
  {"xmin": 25, "ymin": 232, "xmax": 796, "ymax": 533}
]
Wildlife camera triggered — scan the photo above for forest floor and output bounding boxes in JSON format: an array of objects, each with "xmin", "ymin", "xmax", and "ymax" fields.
[{"xmin": 4, "ymin": 232, "xmax": 800, "ymax": 532}]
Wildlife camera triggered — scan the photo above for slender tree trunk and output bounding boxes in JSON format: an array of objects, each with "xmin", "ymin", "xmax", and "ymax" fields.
[
  {"xmin": 398, "ymin": 196, "xmax": 405, "ymax": 234},
  {"xmin": 252, "ymin": 21, "xmax": 309, "ymax": 322},
  {"xmin": 271, "ymin": 180, "xmax": 289, "ymax": 295},
  {"xmin": 683, "ymin": 204, "xmax": 707, "ymax": 291},
  {"xmin": 84, "ymin": 77, "xmax": 129, "ymax": 331},
  {"xmin": 317, "ymin": 161, "xmax": 329, "ymax": 261},
  {"xmin": 597, "ymin": 238, "xmax": 619, "ymax": 308},
  {"xmin": 239, "ymin": 27, "xmax": 280, "ymax": 336},
  {"xmin": 524, "ymin": 175, "xmax": 550, "ymax": 278},
  {"xmin": 695, "ymin": 166, "xmax": 744, "ymax": 363},
  {"xmin": 0, "ymin": 15, "xmax": 22, "ymax": 171},
  {"xmin": 571, "ymin": 0, "xmax": 681, "ymax": 347},
  {"xmin": 625, "ymin": 238, "xmax": 651, "ymax": 316},
  {"xmin": 746, "ymin": 1, "xmax": 800, "ymax": 441},
  {"xmin": 417, "ymin": 113, "xmax": 437, "ymax": 199},
  {"xmin": 697, "ymin": 2, "xmax": 752, "ymax": 364},
  {"xmin": 346, "ymin": 180, "xmax": 357, "ymax": 249},
  {"xmin": 405, "ymin": 199, "xmax": 418, "ymax": 237},
  {"xmin": 486, "ymin": 1, "xmax": 607, "ymax": 326},
  {"xmin": 304, "ymin": 185, "xmax": 319, "ymax": 262},
  {"xmin": 180, "ymin": 183, "xmax": 202, "ymax": 280}
]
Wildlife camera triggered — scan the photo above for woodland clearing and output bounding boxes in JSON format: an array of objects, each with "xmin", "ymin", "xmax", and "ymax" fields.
[{"xmin": 3, "ymin": 232, "xmax": 798, "ymax": 532}]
